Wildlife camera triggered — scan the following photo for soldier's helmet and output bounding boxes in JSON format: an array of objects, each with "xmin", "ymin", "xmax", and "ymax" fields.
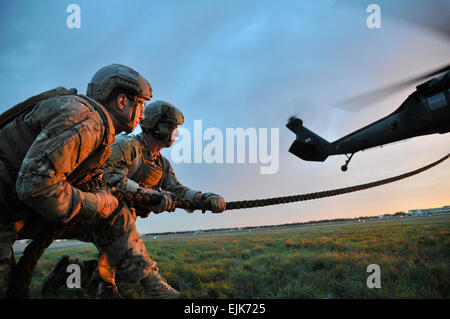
[
  {"xmin": 86, "ymin": 64, "xmax": 153, "ymax": 102},
  {"xmin": 140, "ymin": 100, "xmax": 184, "ymax": 140}
]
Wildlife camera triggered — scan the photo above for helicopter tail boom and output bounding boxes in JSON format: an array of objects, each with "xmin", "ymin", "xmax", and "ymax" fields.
[{"xmin": 286, "ymin": 117, "xmax": 330, "ymax": 162}]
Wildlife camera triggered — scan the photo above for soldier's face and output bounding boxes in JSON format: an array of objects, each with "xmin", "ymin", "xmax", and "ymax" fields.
[
  {"xmin": 117, "ymin": 95, "xmax": 146, "ymax": 132},
  {"xmin": 129, "ymin": 97, "xmax": 146, "ymax": 129},
  {"xmin": 164, "ymin": 126, "xmax": 179, "ymax": 147},
  {"xmin": 169, "ymin": 127, "xmax": 180, "ymax": 145}
]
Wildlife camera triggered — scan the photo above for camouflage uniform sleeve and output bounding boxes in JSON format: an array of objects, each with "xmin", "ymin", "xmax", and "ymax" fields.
[
  {"xmin": 160, "ymin": 155, "xmax": 201, "ymax": 200},
  {"xmin": 15, "ymin": 96, "xmax": 108, "ymax": 223},
  {"xmin": 103, "ymin": 137, "xmax": 141, "ymax": 191}
]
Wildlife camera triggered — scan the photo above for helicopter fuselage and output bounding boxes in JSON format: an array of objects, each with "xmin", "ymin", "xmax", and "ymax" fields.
[
  {"xmin": 286, "ymin": 71, "xmax": 450, "ymax": 170},
  {"xmin": 331, "ymin": 82, "xmax": 450, "ymax": 155}
]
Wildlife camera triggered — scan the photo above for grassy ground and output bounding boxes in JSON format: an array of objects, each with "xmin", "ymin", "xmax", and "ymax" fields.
[{"xmin": 25, "ymin": 214, "xmax": 449, "ymax": 299}]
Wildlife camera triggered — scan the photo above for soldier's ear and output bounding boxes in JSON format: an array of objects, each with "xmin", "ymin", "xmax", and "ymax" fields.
[{"xmin": 116, "ymin": 93, "xmax": 128, "ymax": 110}]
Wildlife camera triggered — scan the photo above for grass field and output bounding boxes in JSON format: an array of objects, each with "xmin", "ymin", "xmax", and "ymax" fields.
[{"xmin": 25, "ymin": 214, "xmax": 449, "ymax": 299}]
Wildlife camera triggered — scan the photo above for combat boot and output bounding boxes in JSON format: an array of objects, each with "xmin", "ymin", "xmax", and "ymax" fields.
[
  {"xmin": 96, "ymin": 281, "xmax": 122, "ymax": 299},
  {"xmin": 141, "ymin": 270, "xmax": 181, "ymax": 299},
  {"xmin": 42, "ymin": 255, "xmax": 98, "ymax": 296},
  {"xmin": 42, "ymin": 254, "xmax": 74, "ymax": 297}
]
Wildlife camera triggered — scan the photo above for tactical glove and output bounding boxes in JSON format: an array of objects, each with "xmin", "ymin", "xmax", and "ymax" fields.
[
  {"xmin": 81, "ymin": 189, "xmax": 119, "ymax": 222},
  {"xmin": 94, "ymin": 189, "xmax": 120, "ymax": 219},
  {"xmin": 202, "ymin": 193, "xmax": 226, "ymax": 213},
  {"xmin": 140, "ymin": 188, "xmax": 176, "ymax": 216}
]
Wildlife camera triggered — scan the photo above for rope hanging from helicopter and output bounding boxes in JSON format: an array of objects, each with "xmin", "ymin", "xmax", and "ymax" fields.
[
  {"xmin": 114, "ymin": 152, "xmax": 450, "ymax": 212},
  {"xmin": 10, "ymin": 152, "xmax": 449, "ymax": 298}
]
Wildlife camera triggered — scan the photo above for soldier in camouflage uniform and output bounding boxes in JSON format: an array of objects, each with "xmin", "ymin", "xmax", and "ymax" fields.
[
  {"xmin": 104, "ymin": 100, "xmax": 226, "ymax": 213},
  {"xmin": 0, "ymin": 64, "xmax": 162, "ymax": 298},
  {"xmin": 42, "ymin": 100, "xmax": 226, "ymax": 298}
]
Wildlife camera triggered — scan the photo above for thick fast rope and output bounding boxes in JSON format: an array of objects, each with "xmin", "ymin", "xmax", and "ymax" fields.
[
  {"xmin": 10, "ymin": 152, "xmax": 449, "ymax": 298},
  {"xmin": 114, "ymin": 152, "xmax": 450, "ymax": 212}
]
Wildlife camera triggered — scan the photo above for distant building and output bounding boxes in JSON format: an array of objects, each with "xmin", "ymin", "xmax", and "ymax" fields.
[{"xmin": 408, "ymin": 206, "xmax": 450, "ymax": 216}]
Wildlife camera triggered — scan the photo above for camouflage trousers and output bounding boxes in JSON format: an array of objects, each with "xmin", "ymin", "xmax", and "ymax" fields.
[{"xmin": 0, "ymin": 202, "xmax": 156, "ymax": 298}]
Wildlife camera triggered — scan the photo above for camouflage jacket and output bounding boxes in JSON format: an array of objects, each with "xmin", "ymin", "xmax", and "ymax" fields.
[
  {"xmin": 103, "ymin": 133, "xmax": 200, "ymax": 200},
  {"xmin": 0, "ymin": 94, "xmax": 115, "ymax": 223}
]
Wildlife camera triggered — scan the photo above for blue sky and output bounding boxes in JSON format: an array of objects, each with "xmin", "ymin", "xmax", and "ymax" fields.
[{"xmin": 1, "ymin": 0, "xmax": 449, "ymax": 233}]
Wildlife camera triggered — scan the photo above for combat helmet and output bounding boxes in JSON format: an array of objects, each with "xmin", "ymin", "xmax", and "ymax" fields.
[
  {"xmin": 86, "ymin": 64, "xmax": 152, "ymax": 133},
  {"xmin": 140, "ymin": 100, "xmax": 184, "ymax": 141},
  {"xmin": 86, "ymin": 64, "xmax": 152, "ymax": 102}
]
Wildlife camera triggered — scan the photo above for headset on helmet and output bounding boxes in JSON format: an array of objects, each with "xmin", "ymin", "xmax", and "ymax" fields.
[{"xmin": 140, "ymin": 100, "xmax": 184, "ymax": 141}]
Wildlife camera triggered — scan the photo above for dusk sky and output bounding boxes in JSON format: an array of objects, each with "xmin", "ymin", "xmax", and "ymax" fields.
[{"xmin": 1, "ymin": 0, "xmax": 449, "ymax": 234}]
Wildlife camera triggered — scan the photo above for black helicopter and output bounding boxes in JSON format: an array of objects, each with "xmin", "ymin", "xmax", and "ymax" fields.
[{"xmin": 286, "ymin": 65, "xmax": 450, "ymax": 171}]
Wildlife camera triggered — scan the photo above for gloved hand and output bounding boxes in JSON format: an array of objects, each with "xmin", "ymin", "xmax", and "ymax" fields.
[
  {"xmin": 202, "ymin": 193, "xmax": 226, "ymax": 213},
  {"xmin": 140, "ymin": 188, "xmax": 176, "ymax": 215},
  {"xmin": 94, "ymin": 189, "xmax": 119, "ymax": 219}
]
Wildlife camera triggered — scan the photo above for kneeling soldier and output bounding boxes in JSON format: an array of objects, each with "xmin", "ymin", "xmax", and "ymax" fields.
[
  {"xmin": 0, "ymin": 64, "xmax": 152, "ymax": 299},
  {"xmin": 42, "ymin": 100, "xmax": 226, "ymax": 298}
]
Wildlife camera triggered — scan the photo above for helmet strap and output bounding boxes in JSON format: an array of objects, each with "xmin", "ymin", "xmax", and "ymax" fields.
[
  {"xmin": 128, "ymin": 101, "xmax": 139, "ymax": 132},
  {"xmin": 108, "ymin": 100, "xmax": 139, "ymax": 134},
  {"xmin": 153, "ymin": 122, "xmax": 174, "ymax": 146}
]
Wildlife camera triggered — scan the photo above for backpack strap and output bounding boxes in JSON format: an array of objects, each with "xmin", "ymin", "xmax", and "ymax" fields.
[
  {"xmin": 65, "ymin": 95, "xmax": 116, "ymax": 186},
  {"xmin": 77, "ymin": 94, "xmax": 115, "ymax": 146},
  {"xmin": 0, "ymin": 87, "xmax": 78, "ymax": 129}
]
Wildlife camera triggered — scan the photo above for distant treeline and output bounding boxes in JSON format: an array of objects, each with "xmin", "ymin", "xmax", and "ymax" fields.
[{"xmin": 143, "ymin": 211, "xmax": 410, "ymax": 237}]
